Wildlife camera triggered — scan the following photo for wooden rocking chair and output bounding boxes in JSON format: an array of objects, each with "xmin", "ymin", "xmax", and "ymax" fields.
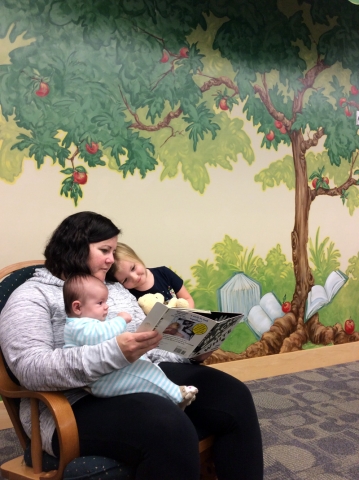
[{"xmin": 0, "ymin": 261, "xmax": 216, "ymax": 480}]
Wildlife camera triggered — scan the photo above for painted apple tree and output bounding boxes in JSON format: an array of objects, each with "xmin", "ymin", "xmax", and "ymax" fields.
[
  {"xmin": 202, "ymin": 0, "xmax": 359, "ymax": 362},
  {"xmin": 0, "ymin": 0, "xmax": 253, "ymax": 205},
  {"xmin": 0, "ymin": 0, "xmax": 359, "ymax": 359}
]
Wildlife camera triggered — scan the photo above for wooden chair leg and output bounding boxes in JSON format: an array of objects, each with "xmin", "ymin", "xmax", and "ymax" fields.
[
  {"xmin": 199, "ymin": 436, "xmax": 217, "ymax": 480},
  {"xmin": 200, "ymin": 458, "xmax": 217, "ymax": 480}
]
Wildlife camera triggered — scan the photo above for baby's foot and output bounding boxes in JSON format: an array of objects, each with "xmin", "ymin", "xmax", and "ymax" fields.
[{"xmin": 179, "ymin": 386, "xmax": 198, "ymax": 410}]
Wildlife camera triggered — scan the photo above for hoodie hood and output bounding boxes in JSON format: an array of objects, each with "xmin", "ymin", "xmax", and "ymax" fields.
[{"xmin": 29, "ymin": 267, "xmax": 64, "ymax": 287}]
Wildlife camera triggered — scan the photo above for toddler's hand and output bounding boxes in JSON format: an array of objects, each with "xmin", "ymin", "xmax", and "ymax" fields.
[{"xmin": 118, "ymin": 311, "xmax": 132, "ymax": 323}]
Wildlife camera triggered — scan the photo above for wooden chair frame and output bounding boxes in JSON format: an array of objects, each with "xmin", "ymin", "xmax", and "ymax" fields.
[{"xmin": 0, "ymin": 261, "xmax": 215, "ymax": 480}]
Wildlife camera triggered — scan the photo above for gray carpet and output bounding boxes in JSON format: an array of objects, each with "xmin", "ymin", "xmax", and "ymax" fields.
[{"xmin": 0, "ymin": 361, "xmax": 358, "ymax": 479}]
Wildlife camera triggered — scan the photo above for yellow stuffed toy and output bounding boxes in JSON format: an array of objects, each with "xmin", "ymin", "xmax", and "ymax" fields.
[{"xmin": 138, "ymin": 293, "xmax": 189, "ymax": 315}]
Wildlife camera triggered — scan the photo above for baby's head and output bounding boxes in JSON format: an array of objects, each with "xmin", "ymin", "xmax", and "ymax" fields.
[
  {"xmin": 107, "ymin": 243, "xmax": 147, "ymax": 289},
  {"xmin": 63, "ymin": 273, "xmax": 109, "ymax": 321}
]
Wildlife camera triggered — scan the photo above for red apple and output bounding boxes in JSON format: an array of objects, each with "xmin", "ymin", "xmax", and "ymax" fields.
[
  {"xmin": 345, "ymin": 106, "xmax": 352, "ymax": 117},
  {"xmin": 344, "ymin": 318, "xmax": 355, "ymax": 335},
  {"xmin": 282, "ymin": 301, "xmax": 291, "ymax": 313},
  {"xmin": 274, "ymin": 120, "xmax": 282, "ymax": 129},
  {"xmin": 339, "ymin": 97, "xmax": 347, "ymax": 107},
  {"xmin": 73, "ymin": 171, "xmax": 88, "ymax": 185},
  {"xmin": 322, "ymin": 176, "xmax": 329, "ymax": 185},
  {"xmin": 160, "ymin": 51, "xmax": 169, "ymax": 63},
  {"xmin": 266, "ymin": 131, "xmax": 275, "ymax": 141},
  {"xmin": 179, "ymin": 47, "xmax": 189, "ymax": 58},
  {"xmin": 279, "ymin": 126, "xmax": 286, "ymax": 134},
  {"xmin": 85, "ymin": 142, "xmax": 99, "ymax": 154},
  {"xmin": 312, "ymin": 178, "xmax": 318, "ymax": 188},
  {"xmin": 219, "ymin": 98, "xmax": 229, "ymax": 110},
  {"xmin": 35, "ymin": 81, "xmax": 50, "ymax": 97},
  {"xmin": 351, "ymin": 85, "xmax": 359, "ymax": 96}
]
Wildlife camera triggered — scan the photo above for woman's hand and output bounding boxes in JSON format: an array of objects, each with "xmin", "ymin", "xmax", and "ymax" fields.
[{"xmin": 116, "ymin": 330, "xmax": 162, "ymax": 363}]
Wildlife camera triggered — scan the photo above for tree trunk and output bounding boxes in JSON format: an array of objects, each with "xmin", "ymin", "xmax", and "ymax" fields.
[{"xmin": 290, "ymin": 130, "xmax": 314, "ymax": 320}]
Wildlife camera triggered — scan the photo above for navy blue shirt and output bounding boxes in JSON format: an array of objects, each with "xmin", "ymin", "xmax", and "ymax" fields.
[{"xmin": 129, "ymin": 266, "xmax": 183, "ymax": 302}]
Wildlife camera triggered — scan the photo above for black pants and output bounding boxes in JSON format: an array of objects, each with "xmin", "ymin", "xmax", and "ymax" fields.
[{"xmin": 53, "ymin": 363, "xmax": 263, "ymax": 480}]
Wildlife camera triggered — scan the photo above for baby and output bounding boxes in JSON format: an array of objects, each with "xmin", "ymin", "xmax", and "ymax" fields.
[{"xmin": 63, "ymin": 273, "xmax": 197, "ymax": 409}]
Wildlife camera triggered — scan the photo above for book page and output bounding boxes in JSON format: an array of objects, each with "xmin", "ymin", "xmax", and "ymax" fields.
[
  {"xmin": 247, "ymin": 305, "xmax": 274, "ymax": 337},
  {"xmin": 306, "ymin": 285, "xmax": 327, "ymax": 319},
  {"xmin": 324, "ymin": 270, "xmax": 347, "ymax": 300},
  {"xmin": 305, "ymin": 270, "xmax": 348, "ymax": 320},
  {"xmin": 259, "ymin": 292, "xmax": 284, "ymax": 321}
]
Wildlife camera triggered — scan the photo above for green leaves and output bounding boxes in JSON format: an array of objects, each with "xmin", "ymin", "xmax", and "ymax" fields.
[
  {"xmin": 12, "ymin": 130, "xmax": 64, "ymax": 168},
  {"xmin": 309, "ymin": 166, "xmax": 330, "ymax": 190},
  {"xmin": 60, "ymin": 166, "xmax": 88, "ymax": 206},
  {"xmin": 309, "ymin": 228, "xmax": 341, "ymax": 286},
  {"xmin": 255, "ymin": 245, "xmax": 295, "ymax": 300},
  {"xmin": 190, "ymin": 236, "xmax": 294, "ymax": 317},
  {"xmin": 255, "ymin": 155, "xmax": 295, "ymax": 190},
  {"xmin": 119, "ymin": 134, "xmax": 157, "ymax": 178},
  {"xmin": 183, "ymin": 102, "xmax": 219, "ymax": 151},
  {"xmin": 340, "ymin": 189, "xmax": 349, "ymax": 206},
  {"xmin": 214, "ymin": 88, "xmax": 238, "ymax": 111}
]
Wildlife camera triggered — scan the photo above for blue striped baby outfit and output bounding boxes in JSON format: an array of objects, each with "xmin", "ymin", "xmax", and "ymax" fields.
[{"xmin": 64, "ymin": 316, "xmax": 182, "ymax": 403}]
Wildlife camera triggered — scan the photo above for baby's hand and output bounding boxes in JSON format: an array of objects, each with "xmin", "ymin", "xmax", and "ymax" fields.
[{"xmin": 118, "ymin": 311, "xmax": 132, "ymax": 324}]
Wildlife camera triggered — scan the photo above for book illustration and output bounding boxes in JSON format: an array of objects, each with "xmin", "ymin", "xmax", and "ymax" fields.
[
  {"xmin": 163, "ymin": 319, "xmax": 196, "ymax": 340},
  {"xmin": 305, "ymin": 270, "xmax": 348, "ymax": 321},
  {"xmin": 137, "ymin": 302, "xmax": 243, "ymax": 358},
  {"xmin": 246, "ymin": 292, "xmax": 284, "ymax": 339},
  {"xmin": 217, "ymin": 272, "xmax": 261, "ymax": 316}
]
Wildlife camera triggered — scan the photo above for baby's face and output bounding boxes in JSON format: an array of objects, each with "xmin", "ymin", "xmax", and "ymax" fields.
[{"xmin": 81, "ymin": 282, "xmax": 109, "ymax": 321}]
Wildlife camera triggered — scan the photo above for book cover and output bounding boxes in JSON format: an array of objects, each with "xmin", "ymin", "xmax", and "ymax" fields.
[
  {"xmin": 136, "ymin": 302, "xmax": 243, "ymax": 358},
  {"xmin": 217, "ymin": 271, "xmax": 261, "ymax": 317},
  {"xmin": 305, "ymin": 270, "xmax": 348, "ymax": 321}
]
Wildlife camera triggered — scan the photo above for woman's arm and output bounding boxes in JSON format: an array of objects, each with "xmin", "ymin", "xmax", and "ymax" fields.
[{"xmin": 0, "ymin": 281, "xmax": 156, "ymax": 390}]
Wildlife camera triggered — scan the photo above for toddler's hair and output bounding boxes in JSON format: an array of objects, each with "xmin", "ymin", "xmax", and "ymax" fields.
[
  {"xmin": 63, "ymin": 273, "xmax": 102, "ymax": 315},
  {"xmin": 107, "ymin": 243, "xmax": 145, "ymax": 281}
]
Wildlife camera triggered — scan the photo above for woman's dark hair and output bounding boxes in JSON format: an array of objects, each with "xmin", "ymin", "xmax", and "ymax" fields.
[{"xmin": 44, "ymin": 211, "xmax": 120, "ymax": 279}]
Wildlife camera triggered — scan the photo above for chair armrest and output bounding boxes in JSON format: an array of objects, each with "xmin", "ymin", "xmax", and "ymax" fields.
[{"xmin": 0, "ymin": 367, "xmax": 80, "ymax": 480}]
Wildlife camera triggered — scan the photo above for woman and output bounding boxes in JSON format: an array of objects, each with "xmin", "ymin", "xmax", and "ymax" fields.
[{"xmin": 0, "ymin": 211, "xmax": 263, "ymax": 480}]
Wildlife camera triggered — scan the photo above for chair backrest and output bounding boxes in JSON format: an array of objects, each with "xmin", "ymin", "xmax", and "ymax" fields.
[
  {"xmin": 0, "ymin": 261, "xmax": 45, "ymax": 385},
  {"xmin": 0, "ymin": 261, "xmax": 45, "ymax": 314},
  {"xmin": 0, "ymin": 261, "xmax": 45, "ymax": 448}
]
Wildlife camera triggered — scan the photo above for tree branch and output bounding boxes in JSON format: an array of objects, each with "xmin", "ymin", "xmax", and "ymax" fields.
[
  {"xmin": 293, "ymin": 59, "xmax": 329, "ymax": 115},
  {"xmin": 300, "ymin": 127, "xmax": 325, "ymax": 153},
  {"xmin": 197, "ymin": 72, "xmax": 239, "ymax": 95},
  {"xmin": 311, "ymin": 177, "xmax": 358, "ymax": 200},
  {"xmin": 122, "ymin": 75, "xmax": 239, "ymax": 132},
  {"xmin": 253, "ymin": 83, "xmax": 289, "ymax": 128}
]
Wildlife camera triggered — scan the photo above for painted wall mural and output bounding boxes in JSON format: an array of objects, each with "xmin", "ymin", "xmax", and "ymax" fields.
[{"xmin": 1, "ymin": 0, "xmax": 359, "ymax": 362}]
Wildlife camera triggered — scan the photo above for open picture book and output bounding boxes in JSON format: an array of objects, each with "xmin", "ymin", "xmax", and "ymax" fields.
[
  {"xmin": 136, "ymin": 303, "xmax": 243, "ymax": 358},
  {"xmin": 305, "ymin": 270, "xmax": 348, "ymax": 320},
  {"xmin": 246, "ymin": 292, "xmax": 284, "ymax": 339}
]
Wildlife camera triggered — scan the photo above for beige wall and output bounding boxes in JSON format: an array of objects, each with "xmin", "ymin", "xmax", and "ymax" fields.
[
  {"xmin": 1, "ymin": 125, "xmax": 358, "ymax": 280},
  {"xmin": 0, "ymin": 1, "xmax": 358, "ymax": 282}
]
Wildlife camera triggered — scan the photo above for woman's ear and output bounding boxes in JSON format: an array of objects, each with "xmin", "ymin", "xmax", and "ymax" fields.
[{"xmin": 72, "ymin": 300, "xmax": 82, "ymax": 315}]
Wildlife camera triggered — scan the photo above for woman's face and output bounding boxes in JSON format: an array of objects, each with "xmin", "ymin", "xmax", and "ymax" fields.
[{"xmin": 88, "ymin": 236, "xmax": 118, "ymax": 281}]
